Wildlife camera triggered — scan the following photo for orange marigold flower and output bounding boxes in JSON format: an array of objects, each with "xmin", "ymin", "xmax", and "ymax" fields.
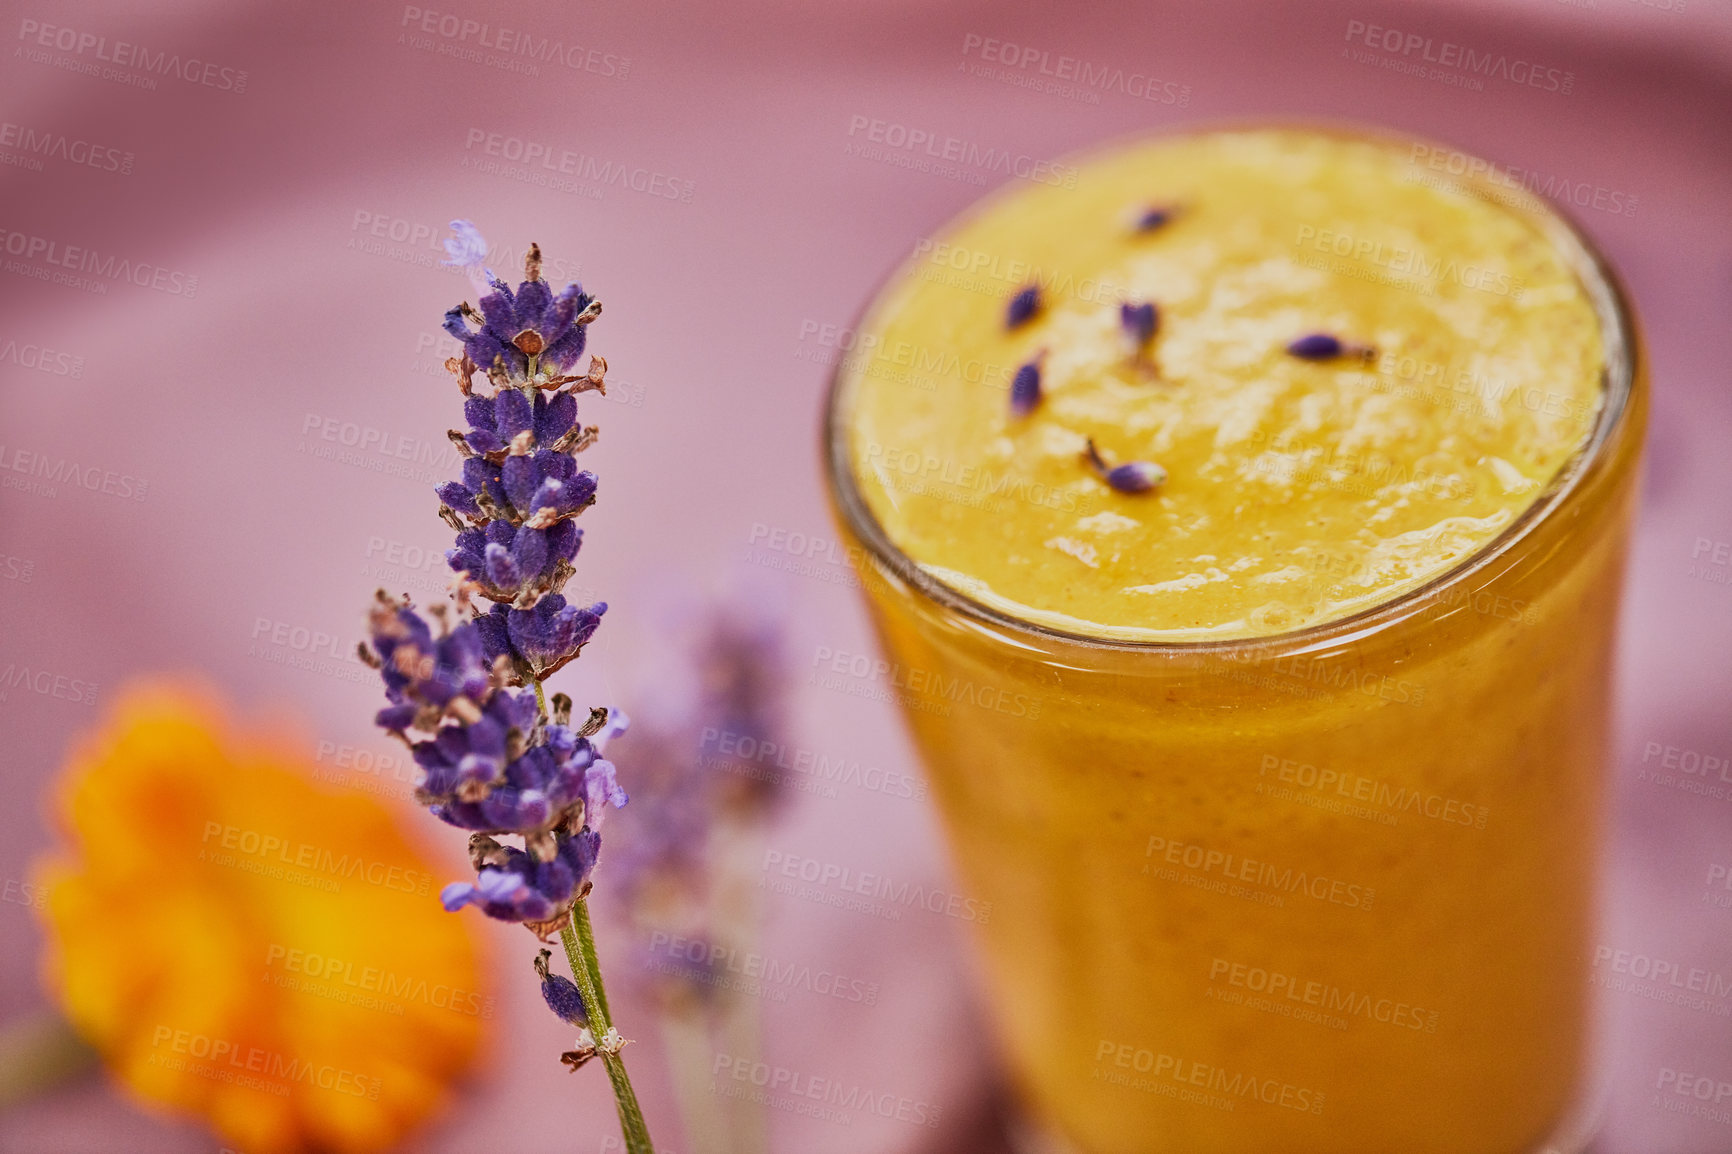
[{"xmin": 33, "ymin": 682, "xmax": 487, "ymax": 1154}]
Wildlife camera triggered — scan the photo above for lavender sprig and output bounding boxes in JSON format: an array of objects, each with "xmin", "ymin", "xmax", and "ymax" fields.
[
  {"xmin": 606, "ymin": 598, "xmax": 789, "ymax": 1154},
  {"xmin": 358, "ymin": 223, "xmax": 655, "ymax": 1153},
  {"xmin": 1119, "ymin": 299, "xmax": 1164, "ymax": 381},
  {"xmin": 1010, "ymin": 350, "xmax": 1046, "ymax": 419},
  {"xmin": 1120, "ymin": 301, "xmax": 1158, "ymax": 355},
  {"xmin": 1084, "ymin": 437, "xmax": 1166, "ymax": 494},
  {"xmin": 1005, "ymin": 284, "xmax": 1042, "ymax": 330},
  {"xmin": 1286, "ymin": 332, "xmax": 1376, "ymax": 363},
  {"xmin": 609, "ymin": 599, "xmax": 791, "ymax": 918},
  {"xmin": 1132, "ymin": 204, "xmax": 1177, "ymax": 233}
]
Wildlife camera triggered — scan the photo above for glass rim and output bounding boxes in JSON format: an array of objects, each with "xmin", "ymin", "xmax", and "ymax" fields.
[{"xmin": 822, "ymin": 120, "xmax": 1641, "ymax": 657}]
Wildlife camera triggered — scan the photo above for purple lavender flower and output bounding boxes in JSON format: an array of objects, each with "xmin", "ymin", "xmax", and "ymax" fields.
[
  {"xmin": 1104, "ymin": 460, "xmax": 1165, "ymax": 493},
  {"xmin": 1120, "ymin": 301, "xmax": 1158, "ymax": 352},
  {"xmin": 360, "ymin": 225, "xmax": 634, "ymax": 935},
  {"xmin": 1005, "ymin": 285, "xmax": 1042, "ymax": 330},
  {"xmin": 446, "ymin": 521, "xmax": 582, "ymax": 604},
  {"xmin": 366, "ymin": 593, "xmax": 496, "ymax": 734},
  {"xmin": 454, "ymin": 388, "xmax": 580, "ymax": 458},
  {"xmin": 443, "ymin": 220, "xmax": 491, "ymax": 271},
  {"xmin": 440, "ymin": 829, "xmax": 602, "ymax": 923},
  {"xmin": 1286, "ymin": 332, "xmax": 1376, "ymax": 362},
  {"xmin": 1084, "ymin": 437, "xmax": 1166, "ymax": 494},
  {"xmin": 438, "ymin": 445, "xmax": 599, "ymax": 527},
  {"xmin": 371, "ymin": 227, "xmax": 657, "ymax": 1142},
  {"xmin": 411, "ymin": 689, "xmax": 534, "ymax": 795},
  {"xmin": 442, "ymin": 242, "xmax": 601, "ymax": 386},
  {"xmin": 607, "ymin": 600, "xmax": 789, "ymax": 906},
  {"xmin": 1133, "ymin": 205, "xmax": 1176, "ymax": 233},
  {"xmin": 536, "ymin": 950, "xmax": 589, "ymax": 1026},
  {"xmin": 468, "ymin": 595, "xmax": 607, "ymax": 677},
  {"xmin": 599, "ymin": 598, "xmax": 790, "ymax": 1016},
  {"xmin": 427, "ymin": 731, "xmax": 624, "ymax": 836},
  {"xmin": 1010, "ymin": 351, "xmax": 1045, "ymax": 419}
]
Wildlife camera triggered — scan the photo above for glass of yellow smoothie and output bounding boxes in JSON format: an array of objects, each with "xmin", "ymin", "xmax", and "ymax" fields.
[{"xmin": 822, "ymin": 126, "xmax": 1644, "ymax": 1154}]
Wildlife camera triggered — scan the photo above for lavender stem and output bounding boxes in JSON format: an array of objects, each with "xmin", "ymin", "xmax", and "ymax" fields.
[{"xmin": 561, "ymin": 899, "xmax": 652, "ymax": 1153}]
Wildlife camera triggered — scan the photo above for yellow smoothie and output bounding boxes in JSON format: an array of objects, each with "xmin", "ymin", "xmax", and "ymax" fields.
[
  {"xmin": 827, "ymin": 128, "xmax": 1645, "ymax": 1153},
  {"xmin": 845, "ymin": 128, "xmax": 1602, "ymax": 640}
]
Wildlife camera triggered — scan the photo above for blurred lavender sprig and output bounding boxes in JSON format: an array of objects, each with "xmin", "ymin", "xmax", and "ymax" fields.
[
  {"xmin": 601, "ymin": 595, "xmax": 790, "ymax": 1154},
  {"xmin": 609, "ymin": 600, "xmax": 791, "ymax": 921}
]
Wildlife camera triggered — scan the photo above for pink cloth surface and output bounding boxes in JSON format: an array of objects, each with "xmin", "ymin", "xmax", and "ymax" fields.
[{"xmin": 0, "ymin": 0, "xmax": 1729, "ymax": 1151}]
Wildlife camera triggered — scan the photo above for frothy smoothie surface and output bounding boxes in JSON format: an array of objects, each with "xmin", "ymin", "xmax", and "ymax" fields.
[{"xmin": 840, "ymin": 129, "xmax": 1604, "ymax": 641}]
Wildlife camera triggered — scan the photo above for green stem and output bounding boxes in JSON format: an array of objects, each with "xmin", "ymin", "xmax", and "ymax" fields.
[
  {"xmin": 562, "ymin": 901, "xmax": 654, "ymax": 1154},
  {"xmin": 0, "ymin": 1010, "xmax": 98, "ymax": 1110},
  {"xmin": 712, "ymin": 825, "xmax": 768, "ymax": 1154},
  {"xmin": 572, "ymin": 897, "xmax": 615, "ymax": 1023},
  {"xmin": 529, "ymin": 672, "xmax": 650, "ymax": 1151},
  {"xmin": 656, "ymin": 1008, "xmax": 732, "ymax": 1154}
]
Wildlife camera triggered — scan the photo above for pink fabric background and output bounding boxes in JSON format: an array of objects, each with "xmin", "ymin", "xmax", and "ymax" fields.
[{"xmin": 1, "ymin": 0, "xmax": 1729, "ymax": 1150}]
